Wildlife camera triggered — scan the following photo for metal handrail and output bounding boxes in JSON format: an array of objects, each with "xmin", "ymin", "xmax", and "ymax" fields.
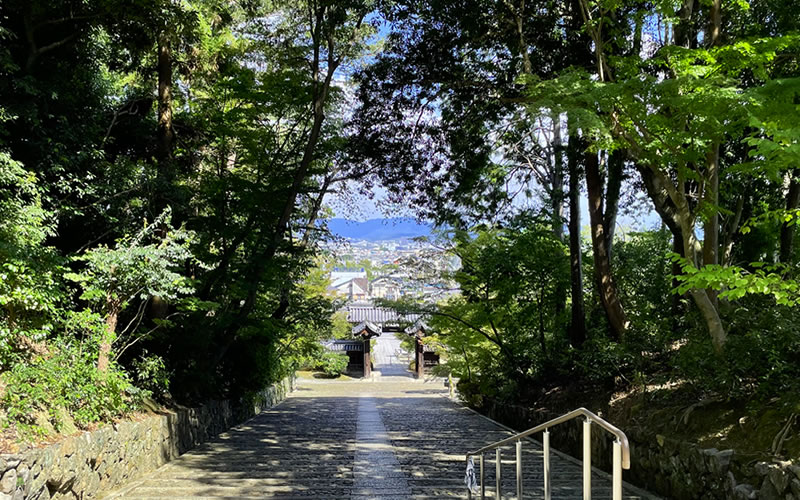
[
  {"xmin": 465, "ymin": 407, "xmax": 630, "ymax": 500},
  {"xmin": 467, "ymin": 407, "xmax": 630, "ymax": 468}
]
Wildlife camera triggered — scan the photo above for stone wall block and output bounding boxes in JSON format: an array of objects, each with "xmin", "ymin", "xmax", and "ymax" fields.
[
  {"xmin": 790, "ymin": 478, "xmax": 800, "ymax": 497},
  {"xmin": 1, "ymin": 469, "xmax": 17, "ymax": 495},
  {"xmin": 734, "ymin": 483, "xmax": 757, "ymax": 499},
  {"xmin": 760, "ymin": 475, "xmax": 783, "ymax": 500},
  {"xmin": 769, "ymin": 465, "xmax": 790, "ymax": 494}
]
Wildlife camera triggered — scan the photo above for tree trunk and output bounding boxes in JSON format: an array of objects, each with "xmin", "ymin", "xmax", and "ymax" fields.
[
  {"xmin": 674, "ymin": 0, "xmax": 696, "ymax": 48},
  {"xmin": 567, "ymin": 139, "xmax": 586, "ymax": 346},
  {"xmin": 98, "ymin": 303, "xmax": 119, "ymax": 373},
  {"xmin": 551, "ymin": 116, "xmax": 566, "ymax": 242},
  {"xmin": 670, "ymin": 235, "xmax": 684, "ymax": 332},
  {"xmin": 780, "ymin": 174, "xmax": 800, "ymax": 263},
  {"xmin": 585, "ymin": 149, "xmax": 629, "ymax": 340},
  {"xmin": 151, "ymin": 30, "xmax": 174, "ymax": 319},
  {"xmin": 604, "ymin": 150, "xmax": 624, "ymax": 262},
  {"xmin": 538, "ymin": 290, "xmax": 547, "ymax": 357},
  {"xmin": 638, "ymin": 159, "xmax": 728, "ymax": 351},
  {"xmin": 676, "ymin": 201, "xmax": 728, "ymax": 353},
  {"xmin": 551, "ymin": 115, "xmax": 568, "ymax": 322},
  {"xmin": 690, "ymin": 288, "xmax": 726, "ymax": 353},
  {"xmin": 632, "ymin": 13, "xmax": 643, "ymax": 56},
  {"xmin": 708, "ymin": 0, "xmax": 721, "ymax": 46},
  {"xmin": 703, "ymin": 147, "xmax": 720, "ymax": 307},
  {"xmin": 721, "ymin": 193, "xmax": 745, "ymax": 267},
  {"xmin": 156, "ymin": 30, "xmax": 174, "ymax": 164},
  {"xmin": 703, "ymin": 0, "xmax": 722, "ymax": 305}
]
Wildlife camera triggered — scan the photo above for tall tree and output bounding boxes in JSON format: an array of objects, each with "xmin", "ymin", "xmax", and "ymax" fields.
[
  {"xmin": 584, "ymin": 148, "xmax": 629, "ymax": 338},
  {"xmin": 566, "ymin": 135, "xmax": 587, "ymax": 345}
]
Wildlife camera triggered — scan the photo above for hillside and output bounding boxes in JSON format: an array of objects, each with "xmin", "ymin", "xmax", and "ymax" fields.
[{"xmin": 327, "ymin": 217, "xmax": 433, "ymax": 241}]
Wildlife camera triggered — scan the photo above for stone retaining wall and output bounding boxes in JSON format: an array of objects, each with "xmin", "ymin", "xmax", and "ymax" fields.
[
  {"xmin": 481, "ymin": 401, "xmax": 799, "ymax": 500},
  {"xmin": 0, "ymin": 376, "xmax": 296, "ymax": 500}
]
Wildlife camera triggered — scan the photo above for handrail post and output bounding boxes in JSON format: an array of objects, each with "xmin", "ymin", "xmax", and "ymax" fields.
[
  {"xmin": 465, "ymin": 408, "xmax": 631, "ymax": 500},
  {"xmin": 496, "ymin": 448, "xmax": 502, "ymax": 500},
  {"xmin": 516, "ymin": 440, "xmax": 523, "ymax": 499},
  {"xmin": 613, "ymin": 439, "xmax": 622, "ymax": 500},
  {"xmin": 468, "ymin": 458, "xmax": 473, "ymax": 500},
  {"xmin": 583, "ymin": 419, "xmax": 592, "ymax": 500},
  {"xmin": 480, "ymin": 452, "xmax": 486, "ymax": 499},
  {"xmin": 543, "ymin": 429, "xmax": 551, "ymax": 500}
]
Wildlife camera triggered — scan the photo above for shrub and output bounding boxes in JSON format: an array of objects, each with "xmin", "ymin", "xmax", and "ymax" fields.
[
  {"xmin": 131, "ymin": 351, "xmax": 171, "ymax": 398},
  {"xmin": 676, "ymin": 296, "xmax": 800, "ymax": 399},
  {"xmin": 0, "ymin": 152, "xmax": 62, "ymax": 371},
  {"xmin": 1, "ymin": 340, "xmax": 141, "ymax": 435},
  {"xmin": 315, "ymin": 351, "xmax": 348, "ymax": 377}
]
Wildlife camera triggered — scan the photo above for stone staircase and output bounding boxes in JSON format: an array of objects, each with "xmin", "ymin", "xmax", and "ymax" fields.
[{"xmin": 104, "ymin": 377, "xmax": 655, "ymax": 499}]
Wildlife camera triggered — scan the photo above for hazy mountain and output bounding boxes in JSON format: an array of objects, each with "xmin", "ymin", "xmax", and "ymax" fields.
[{"xmin": 327, "ymin": 218, "xmax": 433, "ymax": 241}]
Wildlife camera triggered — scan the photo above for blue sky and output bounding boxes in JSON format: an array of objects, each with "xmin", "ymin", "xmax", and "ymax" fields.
[{"xmin": 326, "ymin": 178, "xmax": 663, "ymax": 235}]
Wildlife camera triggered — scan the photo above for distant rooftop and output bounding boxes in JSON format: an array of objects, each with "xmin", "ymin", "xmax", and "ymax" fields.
[{"xmin": 345, "ymin": 303, "xmax": 423, "ymax": 326}]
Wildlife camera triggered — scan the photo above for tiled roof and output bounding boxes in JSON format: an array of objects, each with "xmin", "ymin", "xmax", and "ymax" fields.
[
  {"xmin": 351, "ymin": 321, "xmax": 382, "ymax": 338},
  {"xmin": 321, "ymin": 340, "xmax": 364, "ymax": 352},
  {"xmin": 404, "ymin": 320, "xmax": 430, "ymax": 335},
  {"xmin": 346, "ymin": 305, "xmax": 422, "ymax": 325}
]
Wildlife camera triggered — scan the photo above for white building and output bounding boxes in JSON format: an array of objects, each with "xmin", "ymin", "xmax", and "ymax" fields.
[
  {"xmin": 328, "ymin": 267, "xmax": 369, "ymax": 301},
  {"xmin": 370, "ymin": 277, "xmax": 402, "ymax": 300},
  {"xmin": 329, "ymin": 267, "xmax": 367, "ymax": 288}
]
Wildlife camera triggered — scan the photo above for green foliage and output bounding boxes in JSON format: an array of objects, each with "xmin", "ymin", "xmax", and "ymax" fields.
[
  {"xmin": 744, "ymin": 76, "xmax": 800, "ymax": 178},
  {"xmin": 0, "ymin": 0, "xmax": 376, "ymax": 442},
  {"xmin": 131, "ymin": 351, "xmax": 171, "ymax": 397},
  {"xmin": 399, "ymin": 333, "xmax": 415, "ymax": 354},
  {"xmin": 671, "ymin": 257, "xmax": 800, "ymax": 305},
  {"xmin": 66, "ymin": 209, "xmax": 193, "ymax": 314},
  {"xmin": 614, "ymin": 230, "xmax": 674, "ymax": 343},
  {"xmin": 0, "ymin": 150, "xmax": 62, "ymax": 370},
  {"xmin": 573, "ymin": 336, "xmax": 633, "ymax": 384},
  {"xmin": 330, "ymin": 311, "xmax": 352, "ymax": 340},
  {"xmin": 431, "ymin": 219, "xmax": 570, "ymax": 395},
  {"xmin": 1, "ymin": 0, "xmax": 799, "ymax": 452},
  {"xmin": 314, "ymin": 351, "xmax": 348, "ymax": 378},
  {"xmin": 740, "ymin": 206, "xmax": 800, "ymax": 235},
  {"xmin": 2, "ymin": 339, "xmax": 139, "ymax": 434},
  {"xmin": 676, "ymin": 296, "xmax": 800, "ymax": 399}
]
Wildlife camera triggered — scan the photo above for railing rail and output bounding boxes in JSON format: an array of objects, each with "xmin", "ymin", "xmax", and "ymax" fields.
[{"xmin": 465, "ymin": 407, "xmax": 630, "ymax": 500}]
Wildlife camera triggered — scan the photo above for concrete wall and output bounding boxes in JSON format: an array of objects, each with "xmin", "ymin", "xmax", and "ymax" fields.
[
  {"xmin": 481, "ymin": 401, "xmax": 800, "ymax": 500},
  {"xmin": 0, "ymin": 376, "xmax": 295, "ymax": 500}
]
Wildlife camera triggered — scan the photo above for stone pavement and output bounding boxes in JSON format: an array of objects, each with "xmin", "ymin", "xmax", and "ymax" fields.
[
  {"xmin": 372, "ymin": 331, "xmax": 412, "ymax": 377},
  {"xmin": 104, "ymin": 336, "xmax": 656, "ymax": 499}
]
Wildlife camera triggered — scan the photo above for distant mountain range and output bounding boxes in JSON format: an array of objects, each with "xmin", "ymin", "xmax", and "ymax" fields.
[{"xmin": 327, "ymin": 217, "xmax": 433, "ymax": 241}]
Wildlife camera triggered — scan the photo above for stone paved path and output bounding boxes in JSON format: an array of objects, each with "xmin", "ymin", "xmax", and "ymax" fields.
[
  {"xmin": 105, "ymin": 378, "xmax": 655, "ymax": 499},
  {"xmin": 372, "ymin": 332, "xmax": 412, "ymax": 377},
  {"xmin": 105, "ymin": 338, "xmax": 656, "ymax": 499}
]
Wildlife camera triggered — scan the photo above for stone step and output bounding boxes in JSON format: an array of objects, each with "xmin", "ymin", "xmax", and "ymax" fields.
[
  {"xmin": 153, "ymin": 471, "xmax": 354, "ymax": 479},
  {"xmin": 103, "ymin": 375, "xmax": 657, "ymax": 500}
]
